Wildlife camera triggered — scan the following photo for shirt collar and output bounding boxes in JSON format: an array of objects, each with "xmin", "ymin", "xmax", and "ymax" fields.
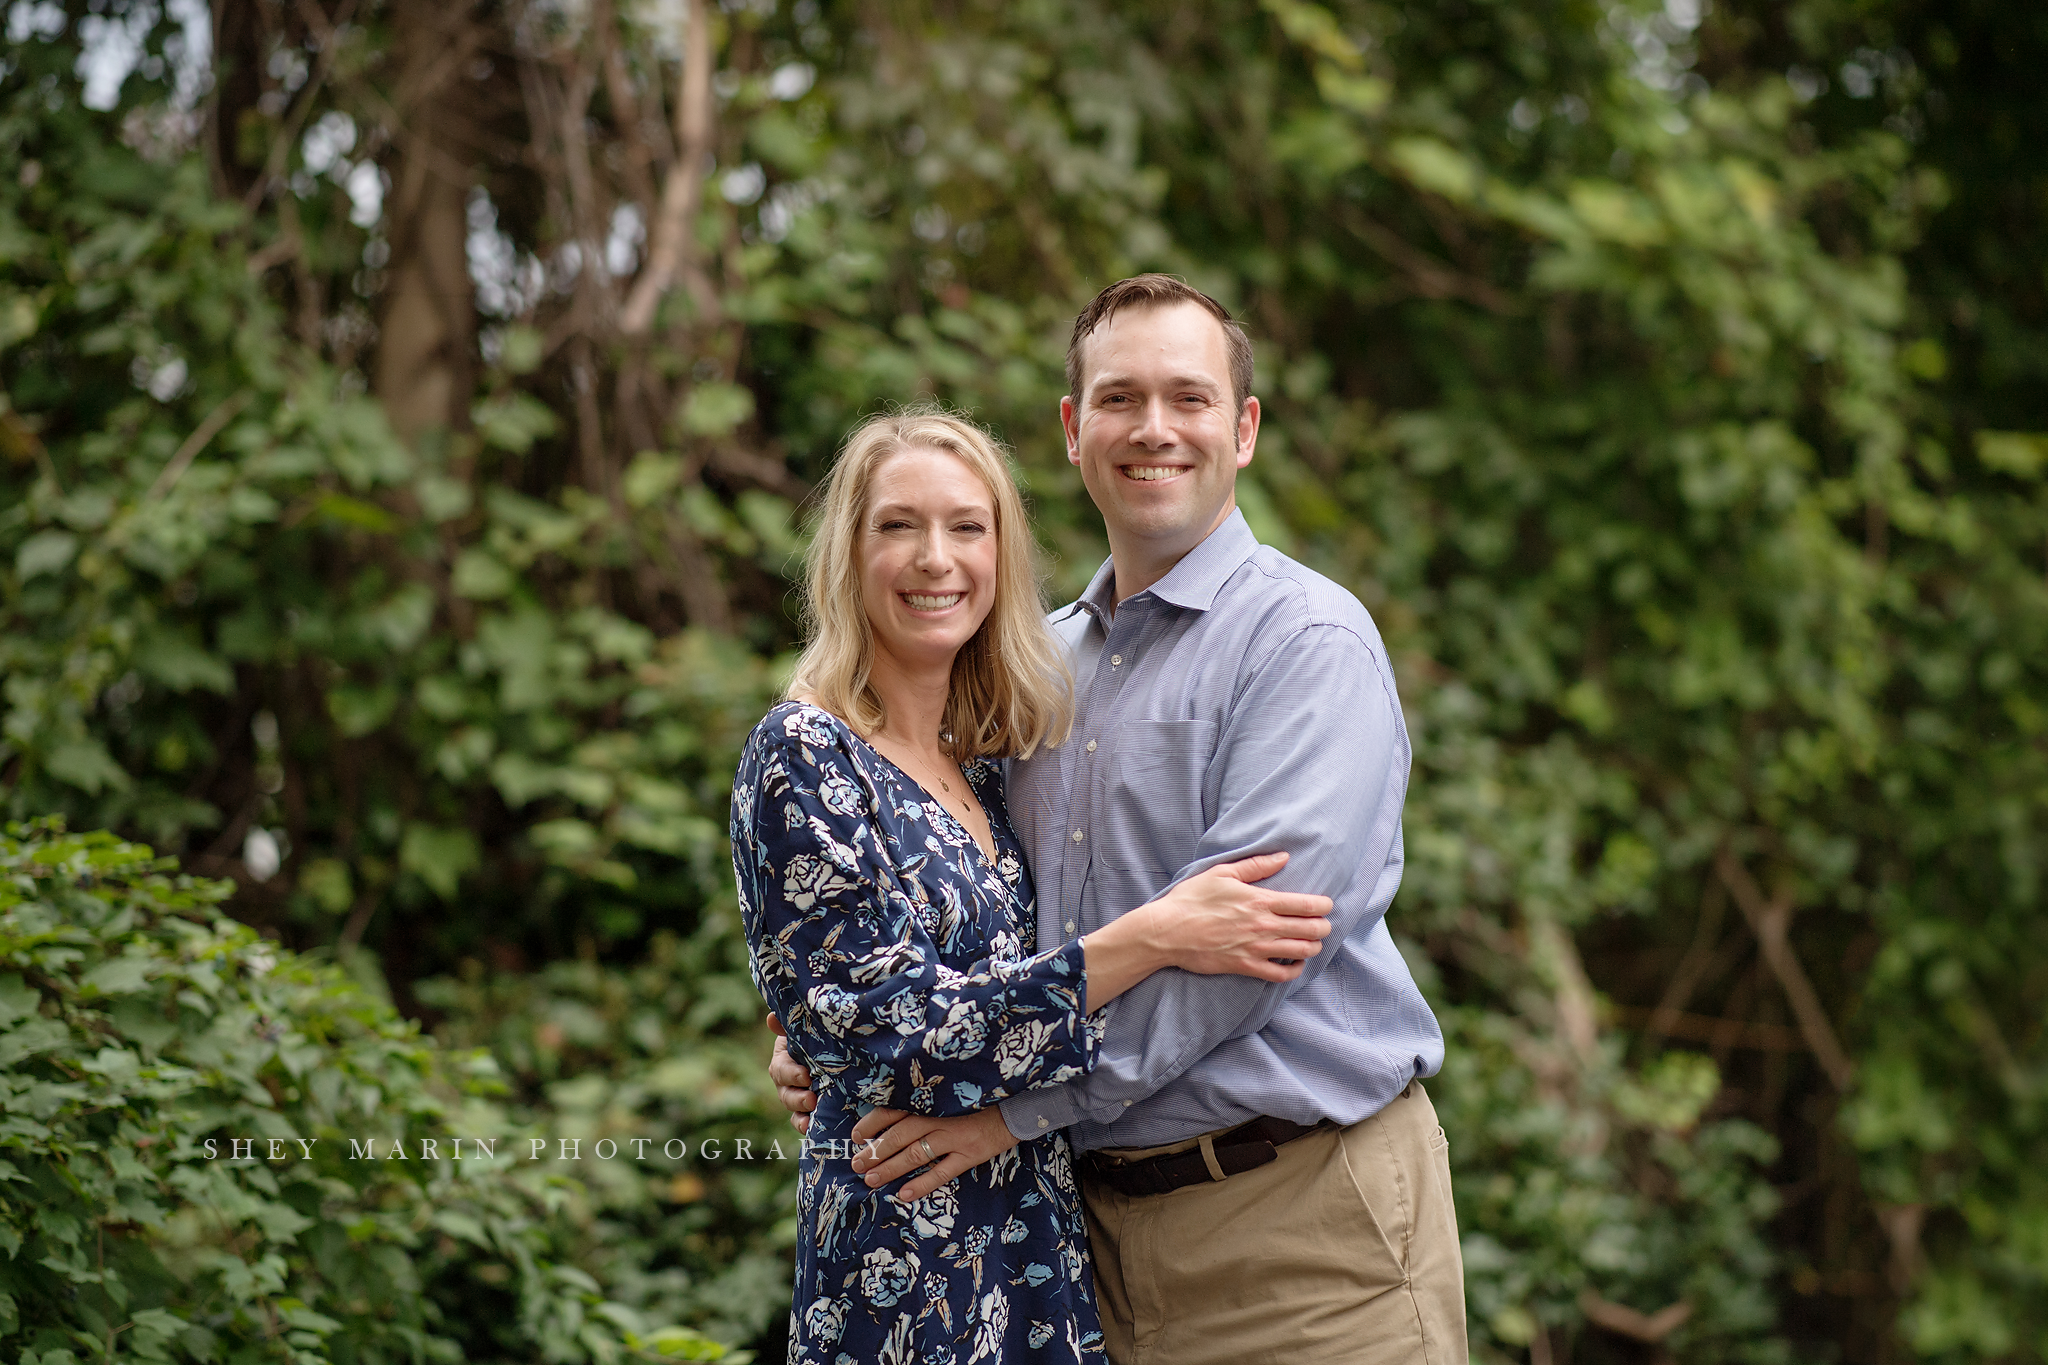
[{"xmin": 1061, "ymin": 508, "xmax": 1260, "ymax": 621}]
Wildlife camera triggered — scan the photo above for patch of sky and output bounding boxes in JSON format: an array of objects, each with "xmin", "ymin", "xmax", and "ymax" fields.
[
  {"xmin": 467, "ymin": 188, "xmax": 547, "ymax": 318},
  {"xmin": 606, "ymin": 202, "xmax": 645, "ymax": 277}
]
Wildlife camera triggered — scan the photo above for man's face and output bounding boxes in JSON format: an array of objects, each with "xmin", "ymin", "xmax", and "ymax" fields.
[{"xmin": 1062, "ymin": 300, "xmax": 1259, "ymax": 560}]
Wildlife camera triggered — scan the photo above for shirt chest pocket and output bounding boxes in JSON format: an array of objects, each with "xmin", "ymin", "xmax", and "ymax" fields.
[{"xmin": 1099, "ymin": 718, "xmax": 1219, "ymax": 876}]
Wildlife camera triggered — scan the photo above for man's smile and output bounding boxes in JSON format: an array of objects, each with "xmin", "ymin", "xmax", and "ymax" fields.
[{"xmin": 1118, "ymin": 463, "xmax": 1190, "ymax": 482}]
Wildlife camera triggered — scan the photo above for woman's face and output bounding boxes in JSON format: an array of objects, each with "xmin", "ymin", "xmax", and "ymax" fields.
[{"xmin": 859, "ymin": 445, "xmax": 1000, "ymax": 678}]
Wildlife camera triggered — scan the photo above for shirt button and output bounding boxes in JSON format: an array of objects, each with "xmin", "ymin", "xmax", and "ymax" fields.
[
  {"xmin": 1110, "ymin": 654, "xmax": 1123, "ymax": 667},
  {"xmin": 1085, "ymin": 740, "xmax": 1097, "ymax": 752},
  {"xmin": 1123, "ymin": 1100, "xmax": 1133, "ymax": 1107},
  {"xmin": 1072, "ymin": 829, "xmax": 1084, "ymax": 842},
  {"xmin": 1038, "ymin": 1117, "xmax": 1049, "ymax": 1129},
  {"xmin": 1065, "ymin": 920, "xmax": 1075, "ymax": 934}
]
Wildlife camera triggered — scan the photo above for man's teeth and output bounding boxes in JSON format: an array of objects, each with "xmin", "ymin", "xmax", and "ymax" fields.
[
  {"xmin": 904, "ymin": 593, "xmax": 964, "ymax": 610},
  {"xmin": 1121, "ymin": 465, "xmax": 1187, "ymax": 481}
]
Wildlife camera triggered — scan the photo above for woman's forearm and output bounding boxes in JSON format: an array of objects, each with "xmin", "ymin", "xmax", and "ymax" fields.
[{"xmin": 1079, "ymin": 904, "xmax": 1169, "ymax": 1012}]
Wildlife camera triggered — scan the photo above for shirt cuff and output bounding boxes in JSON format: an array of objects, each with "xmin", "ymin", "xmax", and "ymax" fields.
[{"xmin": 999, "ymin": 1084, "xmax": 1084, "ymax": 1142}]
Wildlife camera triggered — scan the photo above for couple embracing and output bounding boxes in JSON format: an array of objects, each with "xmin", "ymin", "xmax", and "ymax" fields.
[{"xmin": 730, "ymin": 276, "xmax": 1467, "ymax": 1364}]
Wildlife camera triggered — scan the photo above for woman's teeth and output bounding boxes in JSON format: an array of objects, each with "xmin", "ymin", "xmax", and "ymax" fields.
[
  {"xmin": 904, "ymin": 593, "xmax": 964, "ymax": 611},
  {"xmin": 1120, "ymin": 465, "xmax": 1186, "ymax": 481}
]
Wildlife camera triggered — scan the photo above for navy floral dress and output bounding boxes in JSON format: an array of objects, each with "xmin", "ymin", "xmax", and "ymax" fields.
[{"xmin": 732, "ymin": 702, "xmax": 1107, "ymax": 1365}]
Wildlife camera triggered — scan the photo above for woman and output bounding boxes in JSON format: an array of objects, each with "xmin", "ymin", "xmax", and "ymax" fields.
[{"xmin": 731, "ymin": 410, "xmax": 1330, "ymax": 1364}]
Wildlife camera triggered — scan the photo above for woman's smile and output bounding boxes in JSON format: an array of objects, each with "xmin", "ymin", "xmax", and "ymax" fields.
[{"xmin": 899, "ymin": 590, "xmax": 967, "ymax": 613}]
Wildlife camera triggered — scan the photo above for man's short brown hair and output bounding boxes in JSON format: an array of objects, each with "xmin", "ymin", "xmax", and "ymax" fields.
[{"xmin": 1065, "ymin": 274, "xmax": 1255, "ymax": 415}]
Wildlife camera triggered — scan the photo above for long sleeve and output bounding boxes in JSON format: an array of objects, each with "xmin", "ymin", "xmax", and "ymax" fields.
[
  {"xmin": 999, "ymin": 622, "xmax": 1408, "ymax": 1137},
  {"xmin": 733, "ymin": 708, "xmax": 1103, "ymax": 1118}
]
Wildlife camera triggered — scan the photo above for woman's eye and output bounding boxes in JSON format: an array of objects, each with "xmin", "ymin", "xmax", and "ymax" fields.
[{"xmin": 954, "ymin": 522, "xmax": 988, "ymax": 535}]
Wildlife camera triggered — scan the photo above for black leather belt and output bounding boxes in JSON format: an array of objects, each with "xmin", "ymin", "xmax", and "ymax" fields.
[{"xmin": 1082, "ymin": 1116, "xmax": 1327, "ymax": 1197}]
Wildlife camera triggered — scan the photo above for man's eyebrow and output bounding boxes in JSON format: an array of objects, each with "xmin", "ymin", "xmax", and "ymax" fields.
[{"xmin": 1090, "ymin": 372, "xmax": 1223, "ymax": 394}]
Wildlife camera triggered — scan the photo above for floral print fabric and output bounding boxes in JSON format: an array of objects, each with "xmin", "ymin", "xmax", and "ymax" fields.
[{"xmin": 732, "ymin": 701, "xmax": 1108, "ymax": 1364}]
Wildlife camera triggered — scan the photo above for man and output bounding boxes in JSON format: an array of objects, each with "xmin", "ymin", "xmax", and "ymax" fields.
[{"xmin": 770, "ymin": 275, "xmax": 1465, "ymax": 1363}]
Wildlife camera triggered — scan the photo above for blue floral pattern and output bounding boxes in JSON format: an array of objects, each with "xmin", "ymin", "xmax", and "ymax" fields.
[{"xmin": 732, "ymin": 701, "xmax": 1107, "ymax": 1364}]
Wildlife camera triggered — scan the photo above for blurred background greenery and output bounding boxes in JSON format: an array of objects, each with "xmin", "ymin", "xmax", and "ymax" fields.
[{"xmin": 0, "ymin": 0, "xmax": 2043, "ymax": 1361}]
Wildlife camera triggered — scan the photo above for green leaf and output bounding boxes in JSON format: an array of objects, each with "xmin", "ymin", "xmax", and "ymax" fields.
[
  {"xmin": 416, "ymin": 472, "xmax": 474, "ymax": 522},
  {"xmin": 327, "ymin": 683, "xmax": 399, "ymax": 737},
  {"xmin": 44, "ymin": 738, "xmax": 134, "ymax": 794},
  {"xmin": 1566, "ymin": 180, "xmax": 1669, "ymax": 246},
  {"xmin": 497, "ymin": 326, "xmax": 544, "ymax": 375},
  {"xmin": 80, "ymin": 957, "xmax": 153, "ymax": 996},
  {"xmin": 314, "ymin": 492, "xmax": 400, "ymax": 533},
  {"xmin": 0, "ymin": 976, "xmax": 39, "ymax": 1029},
  {"xmin": 0, "ymin": 290, "xmax": 42, "ymax": 349},
  {"xmin": 1976, "ymin": 431, "xmax": 2048, "ymax": 479},
  {"xmin": 134, "ymin": 626, "xmax": 235, "ymax": 694},
  {"xmin": 623, "ymin": 452, "xmax": 685, "ymax": 508},
  {"xmin": 15, "ymin": 529, "xmax": 78, "ymax": 579},
  {"xmin": 1387, "ymin": 137, "xmax": 1481, "ymax": 203},
  {"xmin": 680, "ymin": 383, "xmax": 756, "ymax": 437},
  {"xmin": 298, "ymin": 858, "xmax": 354, "ymax": 914},
  {"xmin": 452, "ymin": 549, "xmax": 515, "ymax": 600},
  {"xmin": 399, "ymin": 824, "xmax": 480, "ymax": 900},
  {"xmin": 363, "ymin": 583, "xmax": 438, "ymax": 651},
  {"xmin": 474, "ymin": 392, "xmax": 559, "ymax": 453}
]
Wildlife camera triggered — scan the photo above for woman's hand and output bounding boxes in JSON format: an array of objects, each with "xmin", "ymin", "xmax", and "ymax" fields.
[
  {"xmin": 1078, "ymin": 851, "xmax": 1333, "ymax": 1009},
  {"xmin": 1140, "ymin": 851, "xmax": 1335, "ymax": 980},
  {"xmin": 849, "ymin": 1106, "xmax": 1019, "ymax": 1203},
  {"xmin": 766, "ymin": 1014, "xmax": 816, "ymax": 1135}
]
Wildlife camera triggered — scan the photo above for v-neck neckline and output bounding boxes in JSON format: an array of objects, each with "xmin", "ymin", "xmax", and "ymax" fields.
[{"xmin": 836, "ymin": 719, "xmax": 1010, "ymax": 890}]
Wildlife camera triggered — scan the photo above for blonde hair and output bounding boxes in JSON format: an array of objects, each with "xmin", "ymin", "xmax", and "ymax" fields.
[{"xmin": 787, "ymin": 408, "xmax": 1073, "ymax": 761}]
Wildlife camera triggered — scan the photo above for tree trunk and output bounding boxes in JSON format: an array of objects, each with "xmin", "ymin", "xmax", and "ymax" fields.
[{"xmin": 373, "ymin": 7, "xmax": 485, "ymax": 445}]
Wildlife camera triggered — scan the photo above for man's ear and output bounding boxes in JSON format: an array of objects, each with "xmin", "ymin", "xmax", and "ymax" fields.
[
  {"xmin": 1234, "ymin": 395, "xmax": 1261, "ymax": 468},
  {"xmin": 1060, "ymin": 395, "xmax": 1081, "ymax": 465}
]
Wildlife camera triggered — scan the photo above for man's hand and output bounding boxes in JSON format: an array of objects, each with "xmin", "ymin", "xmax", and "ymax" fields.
[
  {"xmin": 766, "ymin": 1014, "xmax": 816, "ymax": 1135},
  {"xmin": 849, "ymin": 1106, "xmax": 1019, "ymax": 1203}
]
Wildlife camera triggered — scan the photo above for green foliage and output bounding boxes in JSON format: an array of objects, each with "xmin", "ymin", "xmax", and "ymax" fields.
[
  {"xmin": 418, "ymin": 939, "xmax": 801, "ymax": 1350},
  {"xmin": 0, "ymin": 818, "xmax": 747, "ymax": 1364}
]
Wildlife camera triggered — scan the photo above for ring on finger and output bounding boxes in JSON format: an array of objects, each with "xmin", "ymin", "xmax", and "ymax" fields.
[{"xmin": 917, "ymin": 1138, "xmax": 937, "ymax": 1164}]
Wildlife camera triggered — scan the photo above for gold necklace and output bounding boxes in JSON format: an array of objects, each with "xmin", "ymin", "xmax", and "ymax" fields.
[
  {"xmin": 878, "ymin": 732, "xmax": 978, "ymax": 811},
  {"xmin": 935, "ymin": 764, "xmax": 978, "ymax": 809},
  {"xmin": 927, "ymin": 755, "xmax": 976, "ymax": 810}
]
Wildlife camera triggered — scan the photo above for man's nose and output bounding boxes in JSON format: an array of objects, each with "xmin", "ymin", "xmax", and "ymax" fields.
[{"xmin": 1129, "ymin": 395, "xmax": 1175, "ymax": 448}]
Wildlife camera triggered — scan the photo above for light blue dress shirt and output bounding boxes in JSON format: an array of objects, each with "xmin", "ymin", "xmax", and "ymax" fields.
[{"xmin": 997, "ymin": 510, "xmax": 1443, "ymax": 1152}]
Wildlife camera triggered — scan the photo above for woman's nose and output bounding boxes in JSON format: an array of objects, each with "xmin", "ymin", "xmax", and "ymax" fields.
[{"xmin": 913, "ymin": 527, "xmax": 951, "ymax": 572}]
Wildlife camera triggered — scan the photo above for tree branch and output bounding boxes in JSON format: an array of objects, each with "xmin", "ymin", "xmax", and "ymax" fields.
[
  {"xmin": 619, "ymin": 0, "xmax": 714, "ymax": 336},
  {"xmin": 1339, "ymin": 206, "xmax": 1515, "ymax": 315},
  {"xmin": 593, "ymin": 0, "xmax": 660, "ymax": 219},
  {"xmin": 241, "ymin": 0, "xmax": 360, "ymax": 211},
  {"xmin": 1713, "ymin": 846, "xmax": 1856, "ymax": 1091},
  {"xmin": 147, "ymin": 392, "xmax": 255, "ymax": 502},
  {"xmin": 1579, "ymin": 1291, "xmax": 1693, "ymax": 1342}
]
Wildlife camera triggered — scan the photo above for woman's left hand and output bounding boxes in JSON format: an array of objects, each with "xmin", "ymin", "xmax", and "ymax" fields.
[{"xmin": 850, "ymin": 1106, "xmax": 1020, "ymax": 1202}]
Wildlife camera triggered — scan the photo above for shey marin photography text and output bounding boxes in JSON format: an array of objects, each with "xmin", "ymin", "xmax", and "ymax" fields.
[{"xmin": 195, "ymin": 1134, "xmax": 874, "ymax": 1163}]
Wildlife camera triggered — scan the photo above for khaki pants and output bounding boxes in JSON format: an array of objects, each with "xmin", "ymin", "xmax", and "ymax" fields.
[{"xmin": 1081, "ymin": 1082, "xmax": 1467, "ymax": 1365}]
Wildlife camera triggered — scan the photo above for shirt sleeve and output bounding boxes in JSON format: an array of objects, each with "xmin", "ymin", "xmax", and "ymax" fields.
[
  {"xmin": 734, "ymin": 720, "xmax": 1103, "ymax": 1118},
  {"xmin": 998, "ymin": 622, "xmax": 1408, "ymax": 1139}
]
